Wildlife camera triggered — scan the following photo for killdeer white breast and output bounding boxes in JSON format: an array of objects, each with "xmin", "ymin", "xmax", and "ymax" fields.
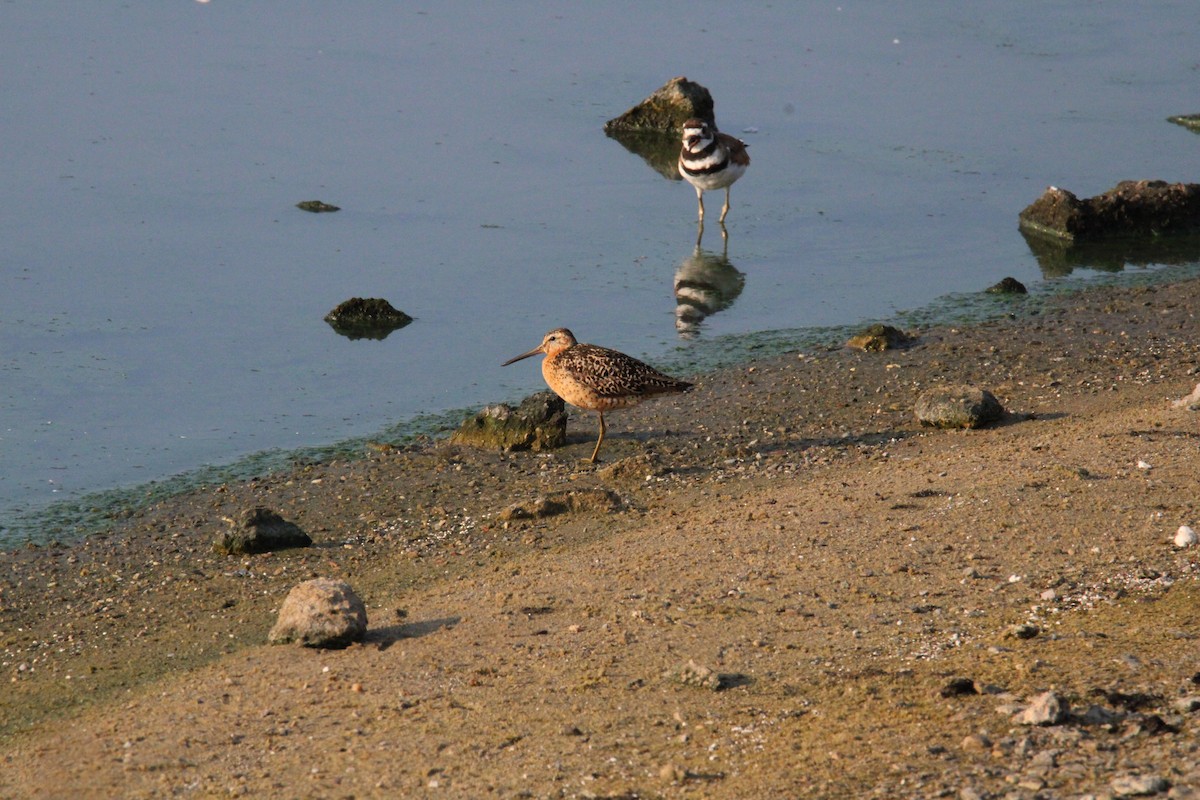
[{"xmin": 678, "ymin": 117, "xmax": 750, "ymax": 224}]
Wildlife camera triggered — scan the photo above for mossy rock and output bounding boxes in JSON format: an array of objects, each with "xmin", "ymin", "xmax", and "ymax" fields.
[
  {"xmin": 450, "ymin": 392, "xmax": 567, "ymax": 453},
  {"xmin": 324, "ymin": 297, "xmax": 412, "ymax": 340},
  {"xmin": 846, "ymin": 323, "xmax": 914, "ymax": 352},
  {"xmin": 296, "ymin": 200, "xmax": 340, "ymax": 213},
  {"xmin": 604, "ymin": 76, "xmax": 715, "ymax": 133}
]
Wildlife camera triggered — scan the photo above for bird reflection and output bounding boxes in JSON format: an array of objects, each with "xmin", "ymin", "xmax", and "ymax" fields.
[{"xmin": 674, "ymin": 231, "xmax": 745, "ymax": 338}]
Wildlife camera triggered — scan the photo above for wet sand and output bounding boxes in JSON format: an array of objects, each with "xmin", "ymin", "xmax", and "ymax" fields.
[{"xmin": 3, "ymin": 275, "xmax": 1200, "ymax": 798}]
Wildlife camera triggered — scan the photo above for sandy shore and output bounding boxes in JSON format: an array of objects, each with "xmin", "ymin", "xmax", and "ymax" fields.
[{"xmin": 3, "ymin": 275, "xmax": 1200, "ymax": 798}]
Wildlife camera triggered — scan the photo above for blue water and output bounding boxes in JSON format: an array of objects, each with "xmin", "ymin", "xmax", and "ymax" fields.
[{"xmin": 3, "ymin": 2, "xmax": 1200, "ymax": 544}]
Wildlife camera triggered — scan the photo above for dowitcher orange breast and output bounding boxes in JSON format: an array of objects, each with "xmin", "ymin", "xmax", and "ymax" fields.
[{"xmin": 502, "ymin": 328, "xmax": 693, "ymax": 463}]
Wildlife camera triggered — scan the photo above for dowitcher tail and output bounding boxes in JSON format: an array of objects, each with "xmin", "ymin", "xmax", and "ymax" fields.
[{"xmin": 503, "ymin": 328, "xmax": 692, "ymax": 462}]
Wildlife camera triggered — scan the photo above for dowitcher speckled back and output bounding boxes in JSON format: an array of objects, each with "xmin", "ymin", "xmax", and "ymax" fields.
[{"xmin": 502, "ymin": 328, "xmax": 692, "ymax": 462}]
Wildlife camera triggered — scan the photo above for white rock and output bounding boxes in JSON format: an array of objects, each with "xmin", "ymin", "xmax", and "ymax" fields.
[
  {"xmin": 1137, "ymin": 459, "xmax": 1152, "ymax": 470},
  {"xmin": 1175, "ymin": 525, "xmax": 1197, "ymax": 548}
]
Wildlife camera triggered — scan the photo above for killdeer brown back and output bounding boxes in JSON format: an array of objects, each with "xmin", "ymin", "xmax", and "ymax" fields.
[{"xmin": 678, "ymin": 117, "xmax": 750, "ymax": 224}]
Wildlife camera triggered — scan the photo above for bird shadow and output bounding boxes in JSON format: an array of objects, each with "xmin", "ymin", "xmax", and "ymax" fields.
[{"xmin": 368, "ymin": 616, "xmax": 460, "ymax": 651}]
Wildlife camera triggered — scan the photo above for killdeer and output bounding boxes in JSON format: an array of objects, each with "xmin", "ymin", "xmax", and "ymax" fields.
[
  {"xmin": 678, "ymin": 118, "xmax": 750, "ymax": 224},
  {"xmin": 502, "ymin": 328, "xmax": 693, "ymax": 463}
]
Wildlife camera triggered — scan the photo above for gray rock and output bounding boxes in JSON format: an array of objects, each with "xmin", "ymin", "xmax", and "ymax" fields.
[
  {"xmin": 1111, "ymin": 774, "xmax": 1169, "ymax": 797},
  {"xmin": 450, "ymin": 392, "xmax": 567, "ymax": 453},
  {"xmin": 1015, "ymin": 691, "xmax": 1069, "ymax": 726},
  {"xmin": 213, "ymin": 507, "xmax": 311, "ymax": 555},
  {"xmin": 268, "ymin": 578, "xmax": 367, "ymax": 649},
  {"xmin": 915, "ymin": 385, "xmax": 1005, "ymax": 429},
  {"xmin": 1075, "ymin": 704, "xmax": 1124, "ymax": 726}
]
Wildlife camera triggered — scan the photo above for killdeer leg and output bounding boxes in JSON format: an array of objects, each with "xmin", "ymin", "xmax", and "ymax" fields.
[
  {"xmin": 695, "ymin": 187, "xmax": 705, "ymax": 221},
  {"xmin": 719, "ymin": 187, "xmax": 732, "ymax": 224}
]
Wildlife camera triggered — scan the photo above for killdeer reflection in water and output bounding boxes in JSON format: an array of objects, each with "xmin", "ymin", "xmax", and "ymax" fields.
[
  {"xmin": 678, "ymin": 117, "xmax": 750, "ymax": 225},
  {"xmin": 502, "ymin": 328, "xmax": 693, "ymax": 463}
]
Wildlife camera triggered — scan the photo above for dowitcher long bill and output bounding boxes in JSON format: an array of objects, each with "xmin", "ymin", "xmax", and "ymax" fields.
[
  {"xmin": 502, "ymin": 328, "xmax": 693, "ymax": 463},
  {"xmin": 678, "ymin": 117, "xmax": 750, "ymax": 224}
]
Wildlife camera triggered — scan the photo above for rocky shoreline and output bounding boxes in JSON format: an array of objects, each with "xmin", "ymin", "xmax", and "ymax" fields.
[{"xmin": 3, "ymin": 275, "xmax": 1200, "ymax": 798}]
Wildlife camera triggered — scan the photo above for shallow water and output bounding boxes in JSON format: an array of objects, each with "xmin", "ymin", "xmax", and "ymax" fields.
[{"xmin": 3, "ymin": 2, "xmax": 1200, "ymax": 545}]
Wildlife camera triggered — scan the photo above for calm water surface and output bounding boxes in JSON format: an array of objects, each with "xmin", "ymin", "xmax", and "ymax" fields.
[{"xmin": 3, "ymin": 3, "xmax": 1200, "ymax": 544}]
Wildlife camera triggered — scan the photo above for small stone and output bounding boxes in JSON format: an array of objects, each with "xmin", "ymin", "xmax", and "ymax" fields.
[
  {"xmin": 268, "ymin": 578, "xmax": 367, "ymax": 649},
  {"xmin": 1015, "ymin": 691, "xmax": 1068, "ymax": 726},
  {"xmin": 1007, "ymin": 623, "xmax": 1040, "ymax": 640},
  {"xmin": 1172, "ymin": 382, "xmax": 1200, "ymax": 410},
  {"xmin": 1175, "ymin": 525, "xmax": 1197, "ymax": 548},
  {"xmin": 940, "ymin": 677, "xmax": 979, "ymax": 698},
  {"xmin": 658, "ymin": 763, "xmax": 687, "ymax": 782},
  {"xmin": 666, "ymin": 659, "xmax": 727, "ymax": 691},
  {"xmin": 296, "ymin": 200, "xmax": 339, "ymax": 213},
  {"xmin": 960, "ymin": 733, "xmax": 991, "ymax": 752},
  {"xmin": 1110, "ymin": 774, "xmax": 1169, "ymax": 796},
  {"xmin": 1173, "ymin": 696, "xmax": 1200, "ymax": 713}
]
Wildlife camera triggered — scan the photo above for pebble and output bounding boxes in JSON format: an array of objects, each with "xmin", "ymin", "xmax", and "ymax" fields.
[
  {"xmin": 1175, "ymin": 525, "xmax": 1197, "ymax": 548},
  {"xmin": 1014, "ymin": 691, "xmax": 1068, "ymax": 726},
  {"xmin": 1110, "ymin": 774, "xmax": 1168, "ymax": 796}
]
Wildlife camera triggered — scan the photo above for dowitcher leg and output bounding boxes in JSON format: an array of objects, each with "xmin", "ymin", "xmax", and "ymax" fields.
[
  {"xmin": 589, "ymin": 413, "xmax": 606, "ymax": 463},
  {"xmin": 719, "ymin": 187, "xmax": 732, "ymax": 224},
  {"xmin": 695, "ymin": 187, "xmax": 705, "ymax": 221}
]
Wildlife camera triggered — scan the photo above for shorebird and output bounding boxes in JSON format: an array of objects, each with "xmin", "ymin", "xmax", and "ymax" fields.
[
  {"xmin": 678, "ymin": 117, "xmax": 750, "ymax": 224},
  {"xmin": 502, "ymin": 328, "xmax": 693, "ymax": 463}
]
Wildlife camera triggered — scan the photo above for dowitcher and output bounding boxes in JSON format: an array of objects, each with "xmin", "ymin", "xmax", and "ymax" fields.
[
  {"xmin": 502, "ymin": 328, "xmax": 693, "ymax": 463},
  {"xmin": 678, "ymin": 117, "xmax": 750, "ymax": 224}
]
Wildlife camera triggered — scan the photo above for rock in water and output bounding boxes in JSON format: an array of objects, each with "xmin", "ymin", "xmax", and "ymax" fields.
[
  {"xmin": 604, "ymin": 76, "xmax": 715, "ymax": 133},
  {"xmin": 268, "ymin": 578, "xmax": 367, "ymax": 648},
  {"xmin": 450, "ymin": 392, "xmax": 567, "ymax": 452},
  {"xmin": 1018, "ymin": 180, "xmax": 1200, "ymax": 242},
  {"xmin": 915, "ymin": 385, "xmax": 1005, "ymax": 429},
  {"xmin": 986, "ymin": 276, "xmax": 1028, "ymax": 294},
  {"xmin": 213, "ymin": 507, "xmax": 311, "ymax": 555},
  {"xmin": 323, "ymin": 297, "xmax": 412, "ymax": 340}
]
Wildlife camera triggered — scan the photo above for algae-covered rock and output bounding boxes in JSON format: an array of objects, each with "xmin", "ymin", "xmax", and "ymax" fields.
[
  {"xmin": 846, "ymin": 324, "xmax": 914, "ymax": 352},
  {"xmin": 986, "ymin": 276, "xmax": 1028, "ymax": 295},
  {"xmin": 1018, "ymin": 181, "xmax": 1200, "ymax": 242},
  {"xmin": 604, "ymin": 76, "xmax": 715, "ymax": 133},
  {"xmin": 296, "ymin": 200, "xmax": 340, "ymax": 213},
  {"xmin": 324, "ymin": 297, "xmax": 413, "ymax": 340},
  {"xmin": 450, "ymin": 392, "xmax": 567, "ymax": 453},
  {"xmin": 214, "ymin": 507, "xmax": 312, "ymax": 555}
]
